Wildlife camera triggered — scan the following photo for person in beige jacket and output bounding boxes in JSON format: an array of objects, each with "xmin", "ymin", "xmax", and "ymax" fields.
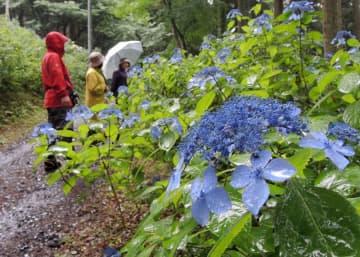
[{"xmin": 85, "ymin": 52, "xmax": 107, "ymax": 107}]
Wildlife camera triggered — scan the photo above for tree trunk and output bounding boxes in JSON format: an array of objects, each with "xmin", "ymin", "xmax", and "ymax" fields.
[
  {"xmin": 322, "ymin": 0, "xmax": 343, "ymax": 55},
  {"xmin": 274, "ymin": 0, "xmax": 283, "ymax": 17},
  {"xmin": 354, "ymin": 0, "xmax": 360, "ymax": 38},
  {"xmin": 163, "ymin": 0, "xmax": 186, "ymax": 49}
]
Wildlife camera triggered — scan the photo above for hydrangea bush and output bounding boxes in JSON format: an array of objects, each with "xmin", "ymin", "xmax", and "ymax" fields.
[{"xmin": 32, "ymin": 2, "xmax": 360, "ymax": 257}]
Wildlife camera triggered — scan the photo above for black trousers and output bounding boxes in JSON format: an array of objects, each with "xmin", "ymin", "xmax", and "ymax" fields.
[{"xmin": 44, "ymin": 107, "xmax": 72, "ymax": 172}]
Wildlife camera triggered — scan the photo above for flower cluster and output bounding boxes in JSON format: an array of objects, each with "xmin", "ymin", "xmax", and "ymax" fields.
[
  {"xmin": 32, "ymin": 122, "xmax": 57, "ymax": 143},
  {"xmin": 188, "ymin": 67, "xmax": 236, "ymax": 89},
  {"xmin": 117, "ymin": 86, "xmax": 130, "ymax": 95},
  {"xmin": 128, "ymin": 66, "xmax": 143, "ymax": 77},
  {"xmin": 226, "ymin": 9, "xmax": 243, "ymax": 20},
  {"xmin": 328, "ymin": 122, "xmax": 360, "ymax": 143},
  {"xmin": 150, "ymin": 117, "xmax": 183, "ymax": 139},
  {"xmin": 215, "ymin": 47, "xmax": 231, "ymax": 63},
  {"xmin": 200, "ymin": 42, "xmax": 211, "ymax": 50},
  {"xmin": 253, "ymin": 13, "xmax": 272, "ymax": 34},
  {"xmin": 143, "ymin": 54, "xmax": 160, "ymax": 64},
  {"xmin": 331, "ymin": 30, "xmax": 356, "ymax": 47},
  {"xmin": 231, "ymin": 150, "xmax": 296, "ymax": 215},
  {"xmin": 178, "ymin": 96, "xmax": 307, "ymax": 163},
  {"xmin": 66, "ymin": 105, "xmax": 93, "ymax": 121},
  {"xmin": 283, "ymin": 1, "xmax": 314, "ymax": 21},
  {"xmin": 169, "ymin": 48, "xmax": 183, "ymax": 64},
  {"xmin": 121, "ymin": 113, "xmax": 141, "ymax": 128}
]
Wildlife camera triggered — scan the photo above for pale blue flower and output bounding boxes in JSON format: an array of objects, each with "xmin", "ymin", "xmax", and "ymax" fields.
[
  {"xmin": 121, "ymin": 114, "xmax": 140, "ymax": 128},
  {"xmin": 170, "ymin": 48, "xmax": 183, "ymax": 63},
  {"xmin": 117, "ymin": 86, "xmax": 129, "ymax": 95},
  {"xmin": 283, "ymin": 1, "xmax": 314, "ymax": 21},
  {"xmin": 140, "ymin": 100, "xmax": 151, "ymax": 110},
  {"xmin": 253, "ymin": 13, "xmax": 272, "ymax": 34},
  {"xmin": 231, "ymin": 150, "xmax": 296, "ymax": 215},
  {"xmin": 300, "ymin": 131, "xmax": 355, "ymax": 171},
  {"xmin": 98, "ymin": 107, "xmax": 123, "ymax": 120},
  {"xmin": 200, "ymin": 42, "xmax": 211, "ymax": 50},
  {"xmin": 128, "ymin": 66, "xmax": 143, "ymax": 77},
  {"xmin": 32, "ymin": 122, "xmax": 56, "ymax": 137},
  {"xmin": 216, "ymin": 48, "xmax": 231, "ymax": 63},
  {"xmin": 331, "ymin": 31, "xmax": 356, "ymax": 47},
  {"xmin": 102, "ymin": 246, "xmax": 120, "ymax": 257},
  {"xmin": 191, "ymin": 165, "xmax": 232, "ymax": 226},
  {"xmin": 66, "ymin": 105, "xmax": 93, "ymax": 121},
  {"xmin": 166, "ymin": 156, "xmax": 185, "ymax": 193},
  {"xmin": 150, "ymin": 125, "xmax": 162, "ymax": 139},
  {"xmin": 143, "ymin": 54, "xmax": 160, "ymax": 64},
  {"xmin": 188, "ymin": 67, "xmax": 236, "ymax": 89},
  {"xmin": 226, "ymin": 9, "xmax": 243, "ymax": 20}
]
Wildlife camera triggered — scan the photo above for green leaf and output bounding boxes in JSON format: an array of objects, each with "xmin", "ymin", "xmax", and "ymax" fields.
[
  {"xmin": 56, "ymin": 129, "xmax": 79, "ymax": 139},
  {"xmin": 196, "ymin": 91, "xmax": 216, "ymax": 117},
  {"xmin": 287, "ymin": 148, "xmax": 314, "ymax": 177},
  {"xmin": 275, "ymin": 179, "xmax": 360, "ymax": 257},
  {"xmin": 343, "ymin": 100, "xmax": 360, "ymax": 129},
  {"xmin": 347, "ymin": 38, "xmax": 360, "ymax": 47},
  {"xmin": 63, "ymin": 176, "xmax": 77, "ymax": 195},
  {"xmin": 338, "ymin": 72, "xmax": 360, "ymax": 94},
  {"xmin": 78, "ymin": 123, "xmax": 89, "ymax": 138},
  {"xmin": 207, "ymin": 213, "xmax": 251, "ymax": 257},
  {"xmin": 90, "ymin": 103, "xmax": 108, "ymax": 112},
  {"xmin": 159, "ymin": 131, "xmax": 176, "ymax": 151}
]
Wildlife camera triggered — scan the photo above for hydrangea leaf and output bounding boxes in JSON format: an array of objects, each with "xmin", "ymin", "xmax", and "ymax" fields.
[
  {"xmin": 338, "ymin": 72, "xmax": 360, "ymax": 94},
  {"xmin": 275, "ymin": 179, "xmax": 360, "ymax": 257},
  {"xmin": 343, "ymin": 101, "xmax": 360, "ymax": 129},
  {"xmin": 205, "ymin": 187, "xmax": 232, "ymax": 215},
  {"xmin": 195, "ymin": 91, "xmax": 216, "ymax": 117},
  {"xmin": 159, "ymin": 131, "xmax": 176, "ymax": 151}
]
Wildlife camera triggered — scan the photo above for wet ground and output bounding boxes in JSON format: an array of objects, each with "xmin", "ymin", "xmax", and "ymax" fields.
[{"xmin": 0, "ymin": 138, "xmax": 148, "ymax": 257}]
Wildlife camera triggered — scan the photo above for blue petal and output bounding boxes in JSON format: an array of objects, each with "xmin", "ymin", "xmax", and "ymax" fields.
[
  {"xmin": 299, "ymin": 137, "xmax": 325, "ymax": 149},
  {"xmin": 310, "ymin": 131, "xmax": 328, "ymax": 141},
  {"xmin": 263, "ymin": 158, "xmax": 296, "ymax": 182},
  {"xmin": 251, "ymin": 150, "xmax": 272, "ymax": 169},
  {"xmin": 166, "ymin": 170, "xmax": 181, "ymax": 193},
  {"xmin": 325, "ymin": 148, "xmax": 350, "ymax": 171},
  {"xmin": 192, "ymin": 197, "xmax": 210, "ymax": 226},
  {"xmin": 190, "ymin": 177, "xmax": 202, "ymax": 201},
  {"xmin": 332, "ymin": 143, "xmax": 355, "ymax": 157},
  {"xmin": 205, "ymin": 187, "xmax": 232, "ymax": 214},
  {"xmin": 203, "ymin": 165, "xmax": 217, "ymax": 193},
  {"xmin": 230, "ymin": 165, "xmax": 253, "ymax": 188},
  {"xmin": 242, "ymin": 178, "xmax": 269, "ymax": 215}
]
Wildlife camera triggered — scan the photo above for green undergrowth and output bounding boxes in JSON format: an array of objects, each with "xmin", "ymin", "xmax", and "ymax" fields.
[{"xmin": 0, "ymin": 91, "xmax": 46, "ymax": 148}]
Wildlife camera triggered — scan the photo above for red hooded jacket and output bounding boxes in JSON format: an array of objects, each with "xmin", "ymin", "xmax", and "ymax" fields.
[{"xmin": 41, "ymin": 32, "xmax": 74, "ymax": 108}]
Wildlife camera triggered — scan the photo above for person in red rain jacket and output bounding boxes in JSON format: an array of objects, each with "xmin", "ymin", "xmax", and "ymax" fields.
[{"xmin": 41, "ymin": 31, "xmax": 74, "ymax": 172}]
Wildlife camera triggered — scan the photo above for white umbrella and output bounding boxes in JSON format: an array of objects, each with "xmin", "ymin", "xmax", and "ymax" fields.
[{"xmin": 102, "ymin": 41, "xmax": 143, "ymax": 79}]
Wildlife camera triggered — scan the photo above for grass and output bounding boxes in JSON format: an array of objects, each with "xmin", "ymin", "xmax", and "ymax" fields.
[{"xmin": 0, "ymin": 91, "xmax": 46, "ymax": 149}]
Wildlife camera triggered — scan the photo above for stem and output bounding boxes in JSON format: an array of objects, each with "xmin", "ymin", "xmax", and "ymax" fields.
[
  {"xmin": 134, "ymin": 148, "xmax": 161, "ymax": 179},
  {"xmin": 307, "ymin": 89, "xmax": 336, "ymax": 116},
  {"xmin": 298, "ymin": 22, "xmax": 309, "ymax": 93}
]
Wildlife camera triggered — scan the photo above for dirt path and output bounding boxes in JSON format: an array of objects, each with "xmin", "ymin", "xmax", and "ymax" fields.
[
  {"xmin": 0, "ymin": 138, "xmax": 149, "ymax": 257},
  {"xmin": 0, "ymin": 139, "xmax": 81, "ymax": 257}
]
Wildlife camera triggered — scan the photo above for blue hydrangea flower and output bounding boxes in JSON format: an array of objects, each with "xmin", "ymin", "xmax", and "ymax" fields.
[
  {"xmin": 231, "ymin": 150, "xmax": 296, "ymax": 215},
  {"xmin": 178, "ymin": 96, "xmax": 307, "ymax": 164},
  {"xmin": 121, "ymin": 114, "xmax": 140, "ymax": 128},
  {"xmin": 328, "ymin": 122, "xmax": 360, "ymax": 143},
  {"xmin": 32, "ymin": 122, "xmax": 56, "ymax": 137},
  {"xmin": 128, "ymin": 66, "xmax": 143, "ymax": 77},
  {"xmin": 170, "ymin": 117, "xmax": 183, "ymax": 135},
  {"xmin": 169, "ymin": 48, "xmax": 183, "ymax": 63},
  {"xmin": 300, "ymin": 131, "xmax": 355, "ymax": 171},
  {"xmin": 150, "ymin": 125, "xmax": 162, "ymax": 139},
  {"xmin": 226, "ymin": 8, "xmax": 243, "ymax": 20},
  {"xmin": 66, "ymin": 105, "xmax": 94, "ymax": 121},
  {"xmin": 105, "ymin": 91, "xmax": 113, "ymax": 98},
  {"xmin": 102, "ymin": 246, "xmax": 120, "ymax": 257},
  {"xmin": 166, "ymin": 156, "xmax": 185, "ymax": 193},
  {"xmin": 331, "ymin": 31, "xmax": 356, "ymax": 47},
  {"xmin": 188, "ymin": 67, "xmax": 236, "ymax": 89},
  {"xmin": 143, "ymin": 54, "xmax": 160, "ymax": 64},
  {"xmin": 98, "ymin": 107, "xmax": 123, "ymax": 120},
  {"xmin": 191, "ymin": 165, "xmax": 232, "ymax": 226},
  {"xmin": 117, "ymin": 86, "xmax": 129, "ymax": 95},
  {"xmin": 283, "ymin": 1, "xmax": 314, "ymax": 21},
  {"xmin": 140, "ymin": 100, "xmax": 151, "ymax": 110},
  {"xmin": 253, "ymin": 13, "xmax": 272, "ymax": 34},
  {"xmin": 215, "ymin": 48, "xmax": 231, "ymax": 63},
  {"xmin": 206, "ymin": 34, "xmax": 216, "ymax": 41},
  {"xmin": 200, "ymin": 42, "xmax": 211, "ymax": 50}
]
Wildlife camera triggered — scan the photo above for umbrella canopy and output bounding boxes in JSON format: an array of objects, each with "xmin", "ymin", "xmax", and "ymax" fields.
[{"xmin": 102, "ymin": 41, "xmax": 143, "ymax": 79}]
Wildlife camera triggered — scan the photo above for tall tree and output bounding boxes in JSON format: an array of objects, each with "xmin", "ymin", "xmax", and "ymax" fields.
[
  {"xmin": 354, "ymin": 0, "xmax": 360, "ymax": 38},
  {"xmin": 274, "ymin": 0, "xmax": 283, "ymax": 17},
  {"xmin": 322, "ymin": 0, "xmax": 343, "ymax": 54}
]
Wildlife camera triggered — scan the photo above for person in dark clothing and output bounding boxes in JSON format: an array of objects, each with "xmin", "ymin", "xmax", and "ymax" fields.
[
  {"xmin": 110, "ymin": 58, "xmax": 131, "ymax": 97},
  {"xmin": 41, "ymin": 31, "xmax": 75, "ymax": 173}
]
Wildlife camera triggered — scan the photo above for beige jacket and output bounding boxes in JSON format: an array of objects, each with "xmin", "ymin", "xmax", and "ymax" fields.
[{"xmin": 85, "ymin": 67, "xmax": 107, "ymax": 107}]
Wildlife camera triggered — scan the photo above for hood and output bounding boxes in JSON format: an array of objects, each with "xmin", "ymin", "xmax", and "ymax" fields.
[{"xmin": 45, "ymin": 31, "xmax": 68, "ymax": 56}]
